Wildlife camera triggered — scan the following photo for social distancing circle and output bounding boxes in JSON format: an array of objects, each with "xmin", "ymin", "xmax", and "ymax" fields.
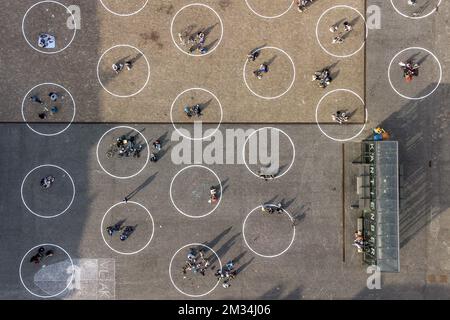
[
  {"xmin": 21, "ymin": 164, "xmax": 76, "ymax": 219},
  {"xmin": 22, "ymin": 1, "xmax": 77, "ymax": 54},
  {"xmin": 96, "ymin": 126, "xmax": 150, "ymax": 180},
  {"xmin": 169, "ymin": 243, "xmax": 222, "ymax": 297},
  {"xmin": 100, "ymin": 201, "xmax": 155, "ymax": 255},
  {"xmin": 170, "ymin": 3, "xmax": 224, "ymax": 57},
  {"xmin": 170, "ymin": 165, "xmax": 222, "ymax": 219},
  {"xmin": 22, "ymin": 83, "xmax": 76, "ymax": 136},
  {"xmin": 242, "ymin": 205, "xmax": 296, "ymax": 258},
  {"xmin": 19, "ymin": 244, "xmax": 74, "ymax": 298}
]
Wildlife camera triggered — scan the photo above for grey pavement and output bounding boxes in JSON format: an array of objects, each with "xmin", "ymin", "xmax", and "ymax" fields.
[{"xmin": 1, "ymin": 0, "xmax": 450, "ymax": 300}]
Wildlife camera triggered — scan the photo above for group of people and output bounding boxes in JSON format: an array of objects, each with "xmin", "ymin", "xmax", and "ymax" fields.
[
  {"xmin": 215, "ymin": 261, "xmax": 237, "ymax": 288},
  {"xmin": 312, "ymin": 68, "xmax": 332, "ymax": 88},
  {"xmin": 38, "ymin": 33, "xmax": 55, "ymax": 49},
  {"xmin": 178, "ymin": 31, "xmax": 208, "ymax": 54},
  {"xmin": 106, "ymin": 222, "xmax": 136, "ymax": 241},
  {"xmin": 261, "ymin": 203, "xmax": 284, "ymax": 214},
  {"xmin": 107, "ymin": 134, "xmax": 143, "ymax": 158},
  {"xmin": 330, "ymin": 21, "xmax": 353, "ymax": 44},
  {"xmin": 40, "ymin": 175, "xmax": 55, "ymax": 189},
  {"xmin": 184, "ymin": 104, "xmax": 202, "ymax": 118},
  {"xmin": 297, "ymin": 0, "xmax": 315, "ymax": 12},
  {"xmin": 331, "ymin": 110, "xmax": 350, "ymax": 124},
  {"xmin": 247, "ymin": 50, "xmax": 269, "ymax": 79},
  {"xmin": 29, "ymin": 246, "xmax": 54, "ymax": 264},
  {"xmin": 181, "ymin": 248, "xmax": 237, "ymax": 289},
  {"xmin": 29, "ymin": 92, "xmax": 60, "ymax": 120},
  {"xmin": 399, "ymin": 60, "xmax": 420, "ymax": 82},
  {"xmin": 182, "ymin": 248, "xmax": 210, "ymax": 277},
  {"xmin": 112, "ymin": 60, "xmax": 133, "ymax": 74}
]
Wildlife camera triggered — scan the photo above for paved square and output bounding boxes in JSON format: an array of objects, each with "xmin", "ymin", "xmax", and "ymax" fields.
[{"xmin": 0, "ymin": 0, "xmax": 450, "ymax": 301}]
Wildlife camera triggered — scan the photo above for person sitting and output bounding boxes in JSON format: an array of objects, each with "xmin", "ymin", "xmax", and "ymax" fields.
[
  {"xmin": 40, "ymin": 176, "xmax": 54, "ymax": 189},
  {"xmin": 112, "ymin": 62, "xmax": 124, "ymax": 74},
  {"xmin": 247, "ymin": 51, "xmax": 259, "ymax": 62},
  {"xmin": 184, "ymin": 105, "xmax": 193, "ymax": 118},
  {"xmin": 38, "ymin": 33, "xmax": 56, "ymax": 49},
  {"xmin": 262, "ymin": 204, "xmax": 275, "ymax": 214},
  {"xmin": 192, "ymin": 104, "xmax": 202, "ymax": 117},
  {"xmin": 198, "ymin": 32, "xmax": 205, "ymax": 45},
  {"xmin": 353, "ymin": 231, "xmax": 364, "ymax": 252},
  {"xmin": 332, "ymin": 111, "xmax": 349, "ymax": 124}
]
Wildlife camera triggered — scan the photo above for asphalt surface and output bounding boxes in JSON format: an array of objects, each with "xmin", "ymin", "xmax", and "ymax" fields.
[{"xmin": 0, "ymin": 0, "xmax": 449, "ymax": 300}]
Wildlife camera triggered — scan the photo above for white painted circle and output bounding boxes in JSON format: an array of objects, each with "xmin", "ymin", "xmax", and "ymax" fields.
[
  {"xmin": 315, "ymin": 5, "xmax": 368, "ymax": 58},
  {"xmin": 21, "ymin": 82, "xmax": 76, "ymax": 136},
  {"xmin": 100, "ymin": 201, "xmax": 155, "ymax": 255},
  {"xmin": 170, "ymin": 3, "xmax": 224, "ymax": 57},
  {"xmin": 387, "ymin": 47, "xmax": 442, "ymax": 100},
  {"xmin": 19, "ymin": 243, "xmax": 74, "ymax": 298},
  {"xmin": 22, "ymin": 1, "xmax": 76, "ymax": 54},
  {"xmin": 169, "ymin": 243, "xmax": 222, "ymax": 298},
  {"xmin": 390, "ymin": 0, "xmax": 442, "ymax": 19},
  {"xmin": 97, "ymin": 44, "xmax": 151, "ymax": 98},
  {"xmin": 243, "ymin": 46, "xmax": 296, "ymax": 100},
  {"xmin": 315, "ymin": 89, "xmax": 367, "ymax": 142},
  {"xmin": 170, "ymin": 87, "xmax": 223, "ymax": 141},
  {"xmin": 169, "ymin": 165, "xmax": 222, "ymax": 219},
  {"xmin": 242, "ymin": 127, "xmax": 296, "ymax": 180},
  {"xmin": 99, "ymin": 0, "xmax": 149, "ymax": 17},
  {"xmin": 21, "ymin": 164, "xmax": 76, "ymax": 219},
  {"xmin": 244, "ymin": 0, "xmax": 295, "ymax": 19},
  {"xmin": 96, "ymin": 126, "xmax": 150, "ymax": 180},
  {"xmin": 242, "ymin": 205, "xmax": 296, "ymax": 258}
]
